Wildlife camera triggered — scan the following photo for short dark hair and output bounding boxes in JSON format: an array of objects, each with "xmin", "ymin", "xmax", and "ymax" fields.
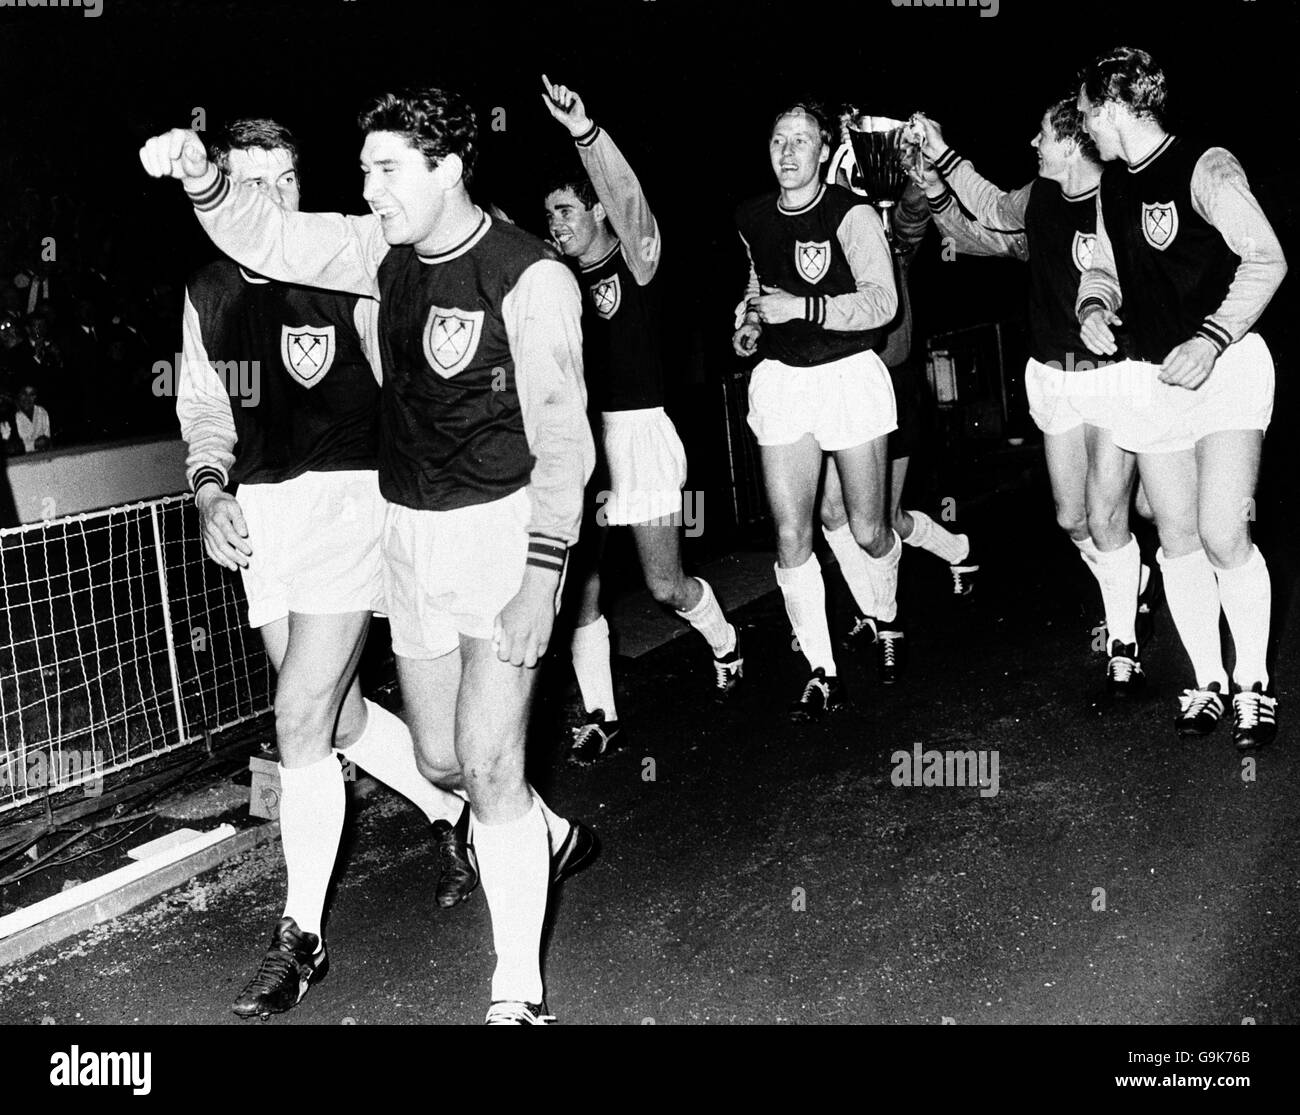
[
  {"xmin": 1046, "ymin": 95, "xmax": 1100, "ymax": 163},
  {"xmin": 542, "ymin": 170, "xmax": 599, "ymax": 211},
  {"xmin": 770, "ymin": 100, "xmax": 833, "ymax": 150},
  {"xmin": 1079, "ymin": 46, "xmax": 1168, "ymax": 124},
  {"xmin": 358, "ymin": 88, "xmax": 479, "ymax": 185},
  {"xmin": 209, "ymin": 118, "xmax": 301, "ymax": 176}
]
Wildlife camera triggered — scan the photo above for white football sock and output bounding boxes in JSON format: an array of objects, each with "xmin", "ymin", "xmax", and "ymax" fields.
[
  {"xmin": 532, "ymin": 788, "xmax": 571, "ymax": 855},
  {"xmin": 865, "ymin": 531, "xmax": 902, "ymax": 625},
  {"xmin": 474, "ymin": 799, "xmax": 549, "ymax": 1005},
  {"xmin": 1092, "ymin": 535, "xmax": 1141, "ymax": 648},
  {"xmin": 904, "ymin": 510, "xmax": 969, "ymax": 564},
  {"xmin": 571, "ymin": 615, "xmax": 617, "ymax": 721},
  {"xmin": 1158, "ymin": 547, "xmax": 1228, "ymax": 690},
  {"xmin": 676, "ymin": 577, "xmax": 737, "ymax": 657},
  {"xmin": 278, "ymin": 753, "xmax": 346, "ymax": 941},
  {"xmin": 775, "ymin": 555, "xmax": 836, "ymax": 676},
  {"xmin": 821, "ymin": 523, "xmax": 876, "ymax": 619},
  {"xmin": 337, "ymin": 699, "xmax": 462, "ymax": 825},
  {"xmin": 1215, "ymin": 545, "xmax": 1272, "ymax": 689}
]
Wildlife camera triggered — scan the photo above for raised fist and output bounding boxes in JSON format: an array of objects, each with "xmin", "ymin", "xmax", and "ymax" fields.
[{"xmin": 139, "ymin": 128, "xmax": 210, "ymax": 182}]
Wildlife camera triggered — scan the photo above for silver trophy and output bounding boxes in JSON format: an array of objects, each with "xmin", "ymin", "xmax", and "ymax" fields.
[{"xmin": 841, "ymin": 112, "xmax": 926, "ymax": 237}]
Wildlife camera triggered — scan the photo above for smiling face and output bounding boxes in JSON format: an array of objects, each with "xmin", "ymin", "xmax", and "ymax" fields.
[
  {"xmin": 361, "ymin": 130, "xmax": 449, "ymax": 251},
  {"xmin": 769, "ymin": 111, "xmax": 828, "ymax": 192},
  {"xmin": 1030, "ymin": 112, "xmax": 1074, "ymax": 181},
  {"xmin": 226, "ymin": 147, "xmax": 300, "ymax": 212},
  {"xmin": 543, "ymin": 187, "xmax": 603, "ymax": 259},
  {"xmin": 1077, "ymin": 89, "xmax": 1121, "ymax": 162}
]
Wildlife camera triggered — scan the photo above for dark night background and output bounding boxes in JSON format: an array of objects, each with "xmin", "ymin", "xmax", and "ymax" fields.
[{"xmin": 0, "ymin": 0, "xmax": 1296, "ymax": 543}]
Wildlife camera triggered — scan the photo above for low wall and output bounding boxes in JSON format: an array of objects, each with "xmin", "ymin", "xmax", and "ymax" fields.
[{"xmin": 3, "ymin": 437, "xmax": 187, "ymax": 523}]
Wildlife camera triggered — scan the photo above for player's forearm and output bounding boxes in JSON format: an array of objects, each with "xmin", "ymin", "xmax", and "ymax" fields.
[
  {"xmin": 1191, "ymin": 148, "xmax": 1289, "ymax": 351},
  {"xmin": 928, "ymin": 187, "xmax": 1029, "ymax": 259},
  {"xmin": 505, "ymin": 261, "xmax": 596, "ymax": 551},
  {"xmin": 575, "ymin": 124, "xmax": 661, "ymax": 285},
  {"xmin": 823, "ymin": 207, "xmax": 897, "ymax": 330},
  {"xmin": 934, "ymin": 149, "xmax": 1031, "ymax": 232},
  {"xmin": 891, "ymin": 185, "xmax": 930, "ymax": 257},
  {"xmin": 186, "ymin": 168, "xmax": 384, "ymax": 298},
  {"xmin": 1076, "ymin": 197, "xmax": 1122, "ymax": 320},
  {"xmin": 177, "ymin": 290, "xmax": 235, "ymax": 492}
]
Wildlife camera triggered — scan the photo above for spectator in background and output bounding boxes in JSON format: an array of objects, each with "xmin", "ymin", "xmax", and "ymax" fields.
[
  {"xmin": 15, "ymin": 383, "xmax": 51, "ymax": 453},
  {"xmin": 0, "ymin": 311, "xmax": 26, "ymax": 390}
]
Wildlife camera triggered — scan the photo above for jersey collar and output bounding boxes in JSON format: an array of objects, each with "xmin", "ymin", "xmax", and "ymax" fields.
[
  {"xmin": 778, "ymin": 184, "xmax": 825, "ymax": 216},
  {"xmin": 1128, "ymin": 133, "xmax": 1176, "ymax": 174},
  {"xmin": 417, "ymin": 209, "xmax": 490, "ymax": 264},
  {"xmin": 580, "ymin": 241, "xmax": 621, "ymax": 273}
]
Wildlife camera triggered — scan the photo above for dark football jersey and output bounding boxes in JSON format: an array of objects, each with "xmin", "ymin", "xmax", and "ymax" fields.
[
  {"xmin": 1024, "ymin": 180, "xmax": 1101, "ymax": 365},
  {"xmin": 1098, "ymin": 135, "xmax": 1239, "ymax": 362},
  {"xmin": 184, "ymin": 260, "xmax": 378, "ymax": 487},
  {"xmin": 578, "ymin": 241, "xmax": 665, "ymax": 413},
  {"xmin": 376, "ymin": 214, "xmax": 551, "ymax": 513},
  {"xmin": 736, "ymin": 184, "xmax": 890, "ymax": 367}
]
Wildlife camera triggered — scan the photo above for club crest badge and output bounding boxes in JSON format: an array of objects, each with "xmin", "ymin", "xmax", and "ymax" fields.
[
  {"xmin": 795, "ymin": 240, "xmax": 830, "ymax": 284},
  {"xmin": 1071, "ymin": 230, "xmax": 1096, "ymax": 272},
  {"xmin": 423, "ymin": 306, "xmax": 485, "ymax": 378},
  {"xmin": 590, "ymin": 274, "xmax": 622, "ymax": 320},
  {"xmin": 280, "ymin": 324, "xmax": 336, "ymax": 388},
  {"xmin": 1142, "ymin": 201, "xmax": 1179, "ymax": 251}
]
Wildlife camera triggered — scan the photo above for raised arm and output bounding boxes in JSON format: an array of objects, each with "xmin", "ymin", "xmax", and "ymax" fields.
[
  {"xmin": 927, "ymin": 183, "xmax": 1030, "ymax": 260},
  {"xmin": 542, "ymin": 77, "xmax": 661, "ymax": 285},
  {"xmin": 140, "ymin": 128, "xmax": 386, "ymax": 297}
]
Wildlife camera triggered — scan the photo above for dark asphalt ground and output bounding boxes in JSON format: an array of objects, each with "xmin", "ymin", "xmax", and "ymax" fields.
[{"xmin": 1, "ymin": 468, "xmax": 1298, "ymax": 1028}]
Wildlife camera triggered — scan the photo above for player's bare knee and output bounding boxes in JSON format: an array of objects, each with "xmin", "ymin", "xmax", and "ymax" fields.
[
  {"xmin": 819, "ymin": 503, "xmax": 848, "ymax": 532},
  {"xmin": 847, "ymin": 514, "xmax": 888, "ymax": 555},
  {"xmin": 273, "ymin": 688, "xmax": 337, "ymax": 757},
  {"xmin": 1055, "ymin": 505, "xmax": 1088, "ymax": 539},
  {"xmin": 1086, "ymin": 504, "xmax": 1128, "ymax": 547},
  {"xmin": 461, "ymin": 753, "xmax": 525, "ymax": 805},
  {"xmin": 413, "ymin": 750, "xmax": 459, "ymax": 786},
  {"xmin": 775, "ymin": 526, "xmax": 813, "ymax": 567},
  {"xmin": 646, "ymin": 571, "xmax": 688, "ymax": 608},
  {"xmin": 1199, "ymin": 525, "xmax": 1251, "ymax": 570}
]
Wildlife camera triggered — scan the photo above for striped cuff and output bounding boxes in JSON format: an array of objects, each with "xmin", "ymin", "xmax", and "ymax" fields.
[
  {"xmin": 526, "ymin": 533, "xmax": 568, "ymax": 574},
  {"xmin": 927, "ymin": 187, "xmax": 956, "ymax": 214},
  {"xmin": 186, "ymin": 167, "xmax": 229, "ymax": 212},
  {"xmin": 932, "ymin": 148, "xmax": 962, "ymax": 176},
  {"xmin": 804, "ymin": 295, "xmax": 827, "ymax": 327},
  {"xmin": 1077, "ymin": 297, "xmax": 1108, "ymax": 322},
  {"xmin": 574, "ymin": 122, "xmax": 601, "ymax": 148},
  {"xmin": 1195, "ymin": 320, "xmax": 1232, "ymax": 355},
  {"xmin": 191, "ymin": 466, "xmax": 225, "ymax": 495}
]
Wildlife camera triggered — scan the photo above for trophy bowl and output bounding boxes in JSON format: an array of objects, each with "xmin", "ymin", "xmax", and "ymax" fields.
[{"xmin": 845, "ymin": 114, "xmax": 921, "ymax": 207}]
